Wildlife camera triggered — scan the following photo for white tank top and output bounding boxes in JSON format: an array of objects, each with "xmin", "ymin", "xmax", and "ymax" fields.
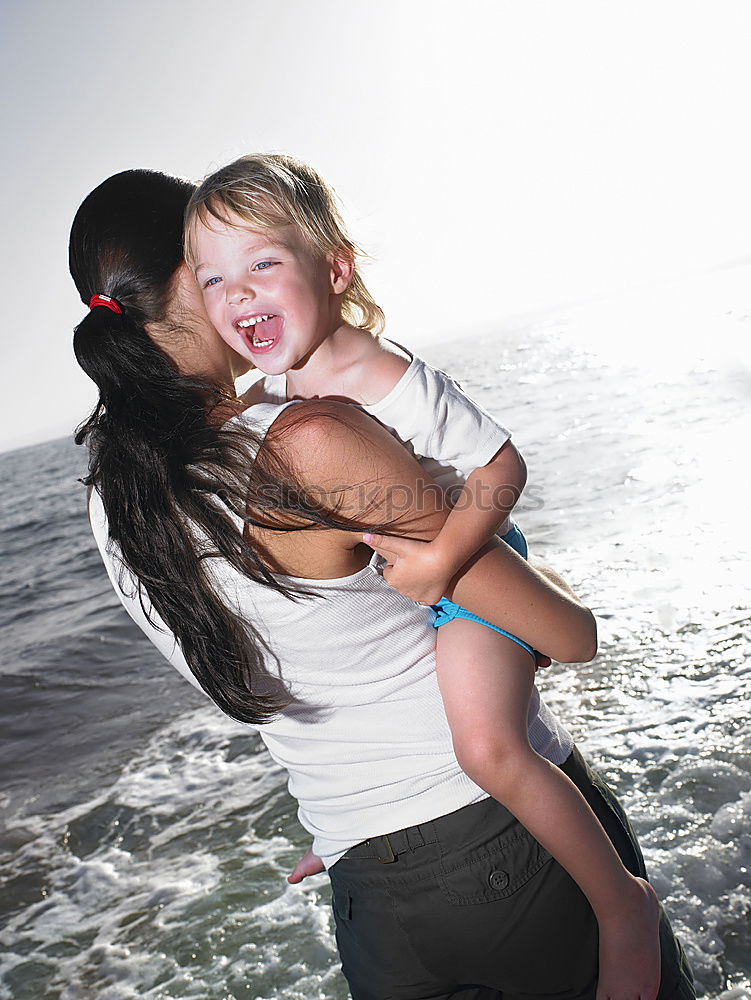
[{"xmin": 89, "ymin": 400, "xmax": 572, "ymax": 867}]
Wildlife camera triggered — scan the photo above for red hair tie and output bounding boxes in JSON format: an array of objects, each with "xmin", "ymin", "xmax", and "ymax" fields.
[{"xmin": 89, "ymin": 294, "xmax": 123, "ymax": 315}]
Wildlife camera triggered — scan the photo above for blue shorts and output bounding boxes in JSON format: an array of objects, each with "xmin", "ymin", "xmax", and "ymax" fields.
[
  {"xmin": 499, "ymin": 523, "xmax": 528, "ymax": 559},
  {"xmin": 430, "ymin": 524, "xmax": 534, "ymax": 660}
]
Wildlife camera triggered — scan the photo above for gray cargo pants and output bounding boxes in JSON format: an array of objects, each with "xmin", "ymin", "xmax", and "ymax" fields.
[{"xmin": 329, "ymin": 746, "xmax": 695, "ymax": 999}]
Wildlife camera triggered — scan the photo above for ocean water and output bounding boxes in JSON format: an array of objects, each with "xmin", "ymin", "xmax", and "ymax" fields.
[{"xmin": 1, "ymin": 266, "xmax": 749, "ymax": 999}]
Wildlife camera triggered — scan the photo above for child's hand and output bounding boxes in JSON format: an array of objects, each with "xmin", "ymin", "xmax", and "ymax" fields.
[
  {"xmin": 363, "ymin": 533, "xmax": 455, "ymax": 605},
  {"xmin": 287, "ymin": 847, "xmax": 325, "ymax": 884}
]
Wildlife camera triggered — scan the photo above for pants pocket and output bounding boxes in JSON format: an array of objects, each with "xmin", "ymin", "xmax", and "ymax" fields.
[
  {"xmin": 332, "ymin": 883, "xmax": 352, "ymax": 921},
  {"xmin": 438, "ymin": 823, "xmax": 552, "ymax": 905}
]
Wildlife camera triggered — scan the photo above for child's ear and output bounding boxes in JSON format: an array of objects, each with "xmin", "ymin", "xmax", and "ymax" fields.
[{"xmin": 329, "ymin": 247, "xmax": 355, "ymax": 295}]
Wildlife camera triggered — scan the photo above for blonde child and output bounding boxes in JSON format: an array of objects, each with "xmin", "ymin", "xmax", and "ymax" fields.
[{"xmin": 185, "ymin": 154, "xmax": 662, "ymax": 1000}]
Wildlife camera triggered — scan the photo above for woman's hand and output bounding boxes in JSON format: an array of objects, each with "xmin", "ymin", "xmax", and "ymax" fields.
[
  {"xmin": 363, "ymin": 532, "xmax": 454, "ymax": 605},
  {"xmin": 365, "ymin": 531, "xmax": 555, "ymax": 668},
  {"xmin": 287, "ymin": 847, "xmax": 325, "ymax": 884}
]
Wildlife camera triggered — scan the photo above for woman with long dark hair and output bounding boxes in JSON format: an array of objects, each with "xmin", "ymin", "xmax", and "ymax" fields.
[{"xmin": 70, "ymin": 168, "xmax": 695, "ymax": 999}]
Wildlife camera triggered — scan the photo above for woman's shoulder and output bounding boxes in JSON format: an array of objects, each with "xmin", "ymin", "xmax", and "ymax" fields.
[
  {"xmin": 265, "ymin": 396, "xmax": 375, "ymax": 447},
  {"xmin": 261, "ymin": 397, "xmax": 395, "ymax": 493}
]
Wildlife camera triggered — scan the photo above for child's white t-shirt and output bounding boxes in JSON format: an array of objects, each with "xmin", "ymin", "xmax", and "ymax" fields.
[{"xmin": 258, "ymin": 342, "xmax": 515, "ymax": 534}]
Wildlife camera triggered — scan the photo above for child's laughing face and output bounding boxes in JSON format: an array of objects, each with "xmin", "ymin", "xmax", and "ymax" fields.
[{"xmin": 191, "ymin": 214, "xmax": 349, "ymax": 375}]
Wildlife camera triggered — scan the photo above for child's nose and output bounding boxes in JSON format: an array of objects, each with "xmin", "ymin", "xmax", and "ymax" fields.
[{"xmin": 227, "ymin": 275, "xmax": 256, "ymax": 304}]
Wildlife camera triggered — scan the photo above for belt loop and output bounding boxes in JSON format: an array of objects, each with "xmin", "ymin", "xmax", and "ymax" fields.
[{"xmin": 406, "ymin": 825, "xmax": 425, "ymax": 850}]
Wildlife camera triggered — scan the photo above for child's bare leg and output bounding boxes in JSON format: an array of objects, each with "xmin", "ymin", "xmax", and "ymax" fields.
[
  {"xmin": 435, "ymin": 618, "xmax": 661, "ymax": 1000},
  {"xmin": 530, "ymin": 559, "xmax": 578, "ymax": 597}
]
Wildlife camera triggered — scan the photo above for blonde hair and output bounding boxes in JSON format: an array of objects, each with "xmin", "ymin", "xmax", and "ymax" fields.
[{"xmin": 185, "ymin": 154, "xmax": 385, "ymax": 336}]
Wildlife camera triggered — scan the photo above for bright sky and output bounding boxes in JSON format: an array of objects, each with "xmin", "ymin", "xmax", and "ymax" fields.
[{"xmin": 2, "ymin": 0, "xmax": 749, "ymax": 451}]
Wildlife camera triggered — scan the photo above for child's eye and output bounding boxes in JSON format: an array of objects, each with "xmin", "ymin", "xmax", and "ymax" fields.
[
  {"xmin": 254, "ymin": 261, "xmax": 277, "ymax": 271},
  {"xmin": 203, "ymin": 276, "xmax": 222, "ymax": 289}
]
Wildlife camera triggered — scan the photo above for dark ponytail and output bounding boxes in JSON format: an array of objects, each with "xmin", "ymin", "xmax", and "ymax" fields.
[{"xmin": 70, "ymin": 170, "xmax": 364, "ymax": 724}]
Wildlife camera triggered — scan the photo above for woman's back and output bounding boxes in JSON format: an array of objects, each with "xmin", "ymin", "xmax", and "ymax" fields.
[{"xmin": 89, "ymin": 399, "xmax": 572, "ymax": 866}]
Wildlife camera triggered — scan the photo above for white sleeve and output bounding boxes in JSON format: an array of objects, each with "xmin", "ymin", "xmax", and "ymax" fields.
[
  {"xmin": 363, "ymin": 356, "xmax": 511, "ymax": 478},
  {"xmin": 88, "ymin": 490, "xmax": 209, "ymax": 697}
]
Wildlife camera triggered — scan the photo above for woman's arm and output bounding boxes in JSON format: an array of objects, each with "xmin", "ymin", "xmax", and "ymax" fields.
[{"xmin": 264, "ymin": 400, "xmax": 596, "ymax": 663}]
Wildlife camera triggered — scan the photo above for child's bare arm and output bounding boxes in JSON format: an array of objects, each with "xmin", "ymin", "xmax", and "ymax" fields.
[
  {"xmin": 362, "ymin": 440, "xmax": 527, "ymax": 606},
  {"xmin": 432, "ymin": 439, "xmax": 527, "ymax": 580}
]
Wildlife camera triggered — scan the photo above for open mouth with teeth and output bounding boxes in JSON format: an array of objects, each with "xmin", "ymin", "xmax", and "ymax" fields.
[{"xmin": 236, "ymin": 314, "xmax": 281, "ymax": 351}]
